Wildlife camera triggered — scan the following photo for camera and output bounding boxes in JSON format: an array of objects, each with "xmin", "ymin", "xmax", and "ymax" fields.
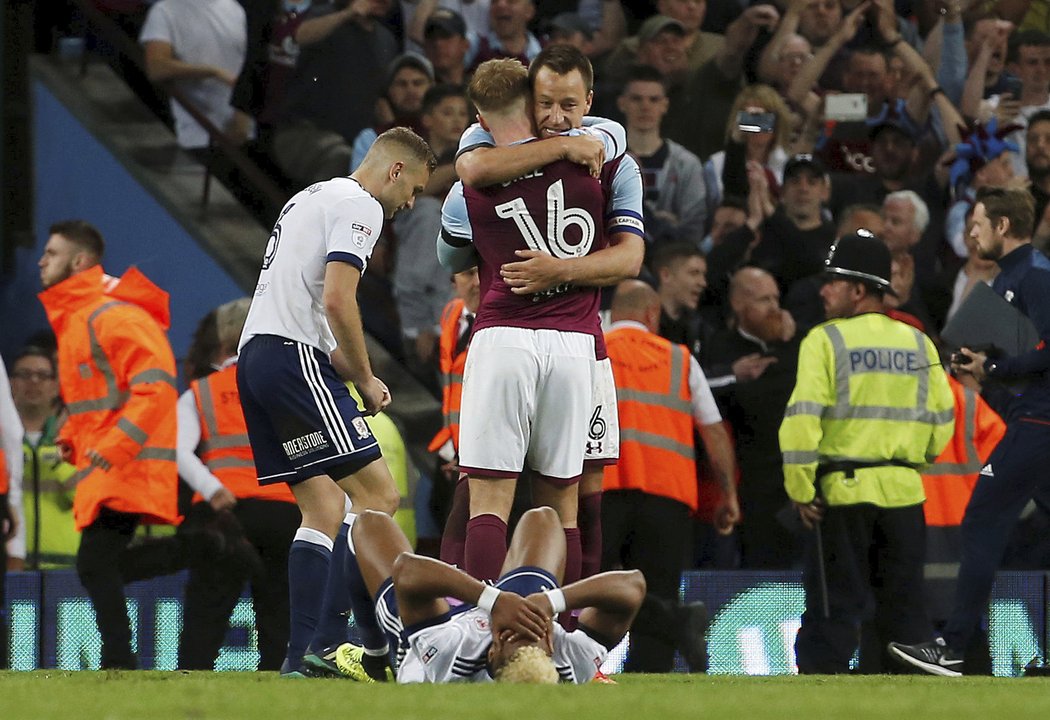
[{"xmin": 950, "ymin": 351, "xmax": 969, "ymax": 366}]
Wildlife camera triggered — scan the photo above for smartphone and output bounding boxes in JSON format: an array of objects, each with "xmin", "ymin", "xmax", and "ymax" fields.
[
  {"xmin": 824, "ymin": 93, "xmax": 868, "ymax": 122},
  {"xmin": 737, "ymin": 110, "xmax": 776, "ymax": 134},
  {"xmin": 1001, "ymin": 76, "xmax": 1023, "ymax": 99}
]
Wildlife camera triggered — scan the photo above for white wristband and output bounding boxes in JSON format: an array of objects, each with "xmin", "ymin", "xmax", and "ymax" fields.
[
  {"xmin": 477, "ymin": 585, "xmax": 501, "ymax": 613},
  {"xmin": 543, "ymin": 588, "xmax": 567, "ymax": 615}
]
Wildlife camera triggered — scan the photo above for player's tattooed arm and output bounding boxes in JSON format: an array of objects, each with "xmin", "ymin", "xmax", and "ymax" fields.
[{"xmin": 393, "ymin": 553, "xmax": 549, "ymax": 640}]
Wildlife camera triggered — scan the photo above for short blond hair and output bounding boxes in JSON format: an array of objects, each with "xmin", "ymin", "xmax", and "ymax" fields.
[
  {"xmin": 468, "ymin": 59, "xmax": 529, "ymax": 116},
  {"xmin": 495, "ymin": 645, "xmax": 560, "ymax": 684},
  {"xmin": 371, "ymin": 127, "xmax": 438, "ymax": 172}
]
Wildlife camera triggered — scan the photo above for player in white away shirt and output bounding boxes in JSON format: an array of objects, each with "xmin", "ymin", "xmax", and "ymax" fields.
[
  {"xmin": 237, "ymin": 127, "xmax": 436, "ymax": 677},
  {"xmin": 339, "ymin": 506, "xmax": 644, "ymax": 683}
]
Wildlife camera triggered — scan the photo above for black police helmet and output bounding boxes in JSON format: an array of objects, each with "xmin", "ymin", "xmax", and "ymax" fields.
[{"xmin": 823, "ymin": 229, "xmax": 897, "ymax": 297}]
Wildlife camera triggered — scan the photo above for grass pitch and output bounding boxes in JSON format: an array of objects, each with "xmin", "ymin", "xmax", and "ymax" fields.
[{"xmin": 2, "ymin": 672, "xmax": 1050, "ymax": 720}]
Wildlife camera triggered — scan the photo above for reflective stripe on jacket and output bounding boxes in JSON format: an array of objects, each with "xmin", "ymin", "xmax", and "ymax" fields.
[
  {"xmin": 22, "ymin": 418, "xmax": 79, "ymax": 567},
  {"xmin": 603, "ymin": 326, "xmax": 698, "ymax": 510},
  {"xmin": 39, "ymin": 265, "xmax": 179, "ymax": 530},
  {"xmin": 780, "ymin": 312, "xmax": 955, "ymax": 508},
  {"xmin": 428, "ymin": 298, "xmax": 467, "ymax": 453},
  {"xmin": 191, "ymin": 363, "xmax": 294, "ymax": 503}
]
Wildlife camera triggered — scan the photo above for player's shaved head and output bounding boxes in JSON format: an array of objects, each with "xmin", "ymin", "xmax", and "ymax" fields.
[
  {"xmin": 611, "ymin": 279, "xmax": 661, "ymax": 324},
  {"xmin": 468, "ymin": 58, "xmax": 529, "ymax": 116},
  {"xmin": 369, "ymin": 126, "xmax": 438, "ymax": 172},
  {"xmin": 355, "ymin": 126, "xmax": 437, "ymax": 218}
]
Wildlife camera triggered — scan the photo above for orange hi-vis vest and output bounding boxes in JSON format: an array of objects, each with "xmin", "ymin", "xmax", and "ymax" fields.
[
  {"xmin": 39, "ymin": 265, "xmax": 179, "ymax": 531},
  {"xmin": 920, "ymin": 375, "xmax": 1004, "ymax": 613},
  {"xmin": 428, "ymin": 298, "xmax": 468, "ymax": 454},
  {"xmin": 922, "ymin": 376, "xmax": 1005, "ymax": 528},
  {"xmin": 0, "ymin": 449, "xmax": 7, "ymax": 494},
  {"xmin": 191, "ymin": 363, "xmax": 294, "ymax": 503},
  {"xmin": 603, "ymin": 325, "xmax": 698, "ymax": 510}
]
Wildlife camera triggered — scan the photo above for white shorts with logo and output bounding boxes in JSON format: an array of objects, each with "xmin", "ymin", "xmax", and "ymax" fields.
[
  {"xmin": 458, "ymin": 326, "xmax": 595, "ymax": 480},
  {"xmin": 584, "ymin": 357, "xmax": 619, "ymax": 465}
]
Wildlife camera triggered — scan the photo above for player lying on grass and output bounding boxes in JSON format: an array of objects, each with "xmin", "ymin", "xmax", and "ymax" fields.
[{"xmin": 328, "ymin": 506, "xmax": 645, "ymax": 683}]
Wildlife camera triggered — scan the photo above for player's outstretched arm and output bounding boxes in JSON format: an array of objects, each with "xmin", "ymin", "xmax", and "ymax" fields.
[
  {"xmin": 500, "ymin": 231, "xmax": 644, "ymax": 294},
  {"xmin": 392, "ymin": 553, "xmax": 549, "ymax": 640},
  {"xmin": 456, "ymin": 135, "xmax": 604, "ymax": 188},
  {"xmin": 529, "ymin": 569, "xmax": 645, "ymax": 643}
]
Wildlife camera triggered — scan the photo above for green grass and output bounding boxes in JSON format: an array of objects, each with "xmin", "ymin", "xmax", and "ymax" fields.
[{"xmin": 2, "ymin": 672, "xmax": 1050, "ymax": 720}]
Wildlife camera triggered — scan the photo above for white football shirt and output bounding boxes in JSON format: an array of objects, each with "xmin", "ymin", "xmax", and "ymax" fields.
[{"xmin": 240, "ymin": 177, "xmax": 384, "ymax": 354}]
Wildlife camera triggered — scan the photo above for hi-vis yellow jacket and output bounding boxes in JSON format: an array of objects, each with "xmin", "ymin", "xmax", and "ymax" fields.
[{"xmin": 779, "ymin": 312, "xmax": 955, "ymax": 508}]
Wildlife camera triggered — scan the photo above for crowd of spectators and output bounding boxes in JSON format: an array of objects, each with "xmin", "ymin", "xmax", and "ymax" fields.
[{"xmin": 41, "ymin": 0, "xmax": 1050, "ymax": 575}]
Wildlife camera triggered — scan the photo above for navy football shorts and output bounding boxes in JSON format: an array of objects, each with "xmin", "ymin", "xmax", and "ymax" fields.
[{"xmin": 237, "ymin": 334, "xmax": 382, "ymax": 485}]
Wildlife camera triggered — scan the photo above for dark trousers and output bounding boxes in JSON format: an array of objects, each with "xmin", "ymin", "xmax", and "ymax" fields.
[
  {"xmin": 601, "ymin": 489, "xmax": 692, "ymax": 672},
  {"xmin": 737, "ymin": 467, "xmax": 801, "ymax": 569},
  {"xmin": 178, "ymin": 499, "xmax": 300, "ymax": 670},
  {"xmin": 76, "ymin": 507, "xmax": 189, "ymax": 668},
  {"xmin": 796, "ymin": 503, "xmax": 930, "ymax": 674},
  {"xmin": 944, "ymin": 421, "xmax": 1050, "ymax": 650}
]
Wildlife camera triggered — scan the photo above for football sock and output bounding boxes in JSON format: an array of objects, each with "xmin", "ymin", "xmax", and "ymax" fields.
[
  {"xmin": 439, "ymin": 474, "xmax": 470, "ymax": 567},
  {"xmin": 285, "ymin": 527, "xmax": 333, "ymax": 669},
  {"xmin": 578, "ymin": 491, "xmax": 602, "ymax": 579},
  {"xmin": 563, "ymin": 527, "xmax": 582, "ymax": 586},
  {"xmin": 362, "ymin": 645, "xmax": 391, "ymax": 681},
  {"xmin": 464, "ymin": 514, "xmax": 507, "ymax": 582},
  {"xmin": 309, "ymin": 521, "xmax": 352, "ymax": 651},
  {"xmin": 558, "ymin": 527, "xmax": 583, "ymax": 631}
]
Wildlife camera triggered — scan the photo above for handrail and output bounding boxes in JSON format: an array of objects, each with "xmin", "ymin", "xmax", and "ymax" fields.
[{"xmin": 67, "ymin": 0, "xmax": 288, "ymax": 218}]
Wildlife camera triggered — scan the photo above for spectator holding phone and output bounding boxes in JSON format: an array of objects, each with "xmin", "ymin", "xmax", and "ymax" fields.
[
  {"xmin": 1000, "ymin": 31, "xmax": 1050, "ymax": 176},
  {"xmin": 703, "ymin": 84, "xmax": 793, "ymax": 217}
]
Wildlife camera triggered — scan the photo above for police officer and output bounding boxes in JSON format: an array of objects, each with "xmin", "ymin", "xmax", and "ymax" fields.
[
  {"xmin": 779, "ymin": 230, "xmax": 955, "ymax": 674},
  {"xmin": 890, "ymin": 186, "xmax": 1050, "ymax": 676}
]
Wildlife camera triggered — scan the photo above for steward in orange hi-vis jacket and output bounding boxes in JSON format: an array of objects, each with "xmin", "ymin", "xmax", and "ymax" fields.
[
  {"xmin": 39, "ymin": 264, "xmax": 178, "ymax": 531},
  {"xmin": 38, "ymin": 219, "xmax": 182, "ymax": 671}
]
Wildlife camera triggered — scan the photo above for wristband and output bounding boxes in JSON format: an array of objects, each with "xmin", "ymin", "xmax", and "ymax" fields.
[
  {"xmin": 477, "ymin": 585, "xmax": 501, "ymax": 613},
  {"xmin": 543, "ymin": 588, "xmax": 567, "ymax": 615}
]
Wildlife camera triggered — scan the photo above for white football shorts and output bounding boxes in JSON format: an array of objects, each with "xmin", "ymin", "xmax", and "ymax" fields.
[
  {"xmin": 583, "ymin": 357, "xmax": 619, "ymax": 464},
  {"xmin": 457, "ymin": 326, "xmax": 595, "ymax": 480}
]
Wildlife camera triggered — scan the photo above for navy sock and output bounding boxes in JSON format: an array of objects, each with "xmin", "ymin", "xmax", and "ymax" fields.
[
  {"xmin": 309, "ymin": 522, "xmax": 353, "ymax": 652},
  {"xmin": 284, "ymin": 529, "xmax": 333, "ymax": 670}
]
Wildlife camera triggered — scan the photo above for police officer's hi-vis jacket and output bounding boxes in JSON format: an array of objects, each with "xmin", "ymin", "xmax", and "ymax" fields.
[{"xmin": 779, "ymin": 312, "xmax": 955, "ymax": 507}]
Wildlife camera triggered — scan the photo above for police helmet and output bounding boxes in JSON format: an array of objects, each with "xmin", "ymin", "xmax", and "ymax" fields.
[{"xmin": 823, "ymin": 229, "xmax": 897, "ymax": 297}]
